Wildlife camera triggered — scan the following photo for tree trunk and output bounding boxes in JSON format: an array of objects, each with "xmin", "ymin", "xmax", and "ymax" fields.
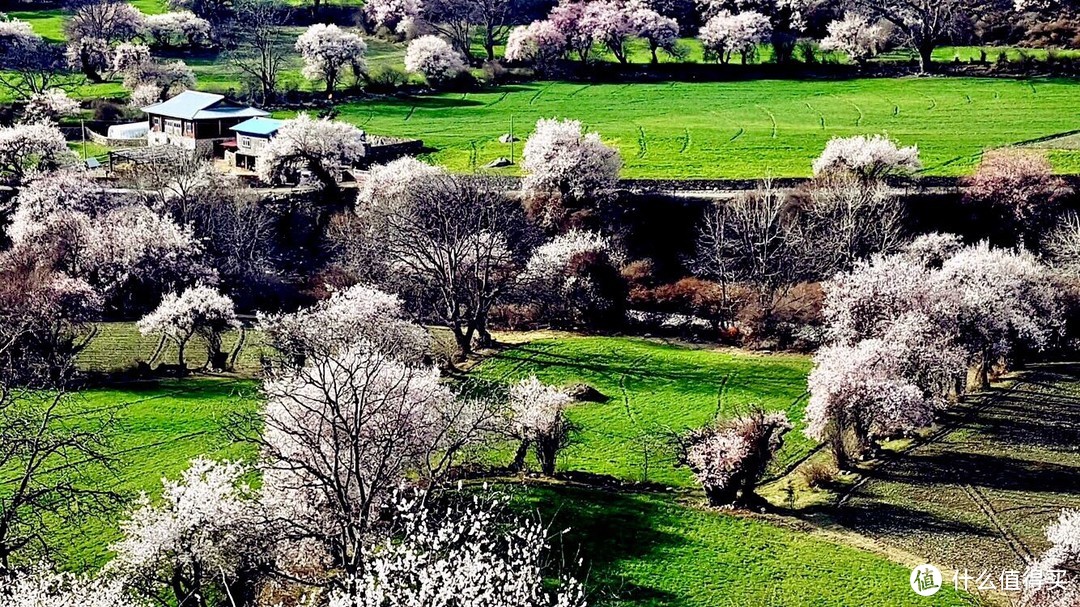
[
  {"xmin": 651, "ymin": 46, "xmax": 659, "ymax": 64},
  {"xmin": 917, "ymin": 42, "xmax": 935, "ymax": 73},
  {"xmin": 510, "ymin": 439, "xmax": 530, "ymax": 472}
]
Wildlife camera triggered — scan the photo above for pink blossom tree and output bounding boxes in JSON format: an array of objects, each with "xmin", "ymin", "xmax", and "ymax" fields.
[
  {"xmin": 680, "ymin": 409, "xmax": 792, "ymax": 506},
  {"xmin": 404, "ymin": 35, "xmax": 467, "ymax": 86},
  {"xmin": 549, "ymin": 0, "xmax": 595, "ymax": 62},
  {"xmin": 505, "ymin": 20, "xmax": 567, "ymax": 72},
  {"xmin": 632, "ymin": 6, "xmax": 680, "ymax": 63},
  {"xmin": 581, "ymin": 0, "xmax": 636, "ymax": 63},
  {"xmin": 327, "ymin": 489, "xmax": 587, "ymax": 607},
  {"xmin": 698, "ymin": 10, "xmax": 772, "ymax": 64},
  {"xmin": 137, "ymin": 285, "xmax": 240, "ymax": 370},
  {"xmin": 508, "ymin": 375, "xmax": 576, "ymax": 474},
  {"xmin": 963, "ymin": 149, "xmax": 1073, "ymax": 246},
  {"xmin": 296, "ymin": 23, "xmax": 368, "ymax": 96},
  {"xmin": 812, "ymin": 134, "xmax": 921, "ymax": 180}
]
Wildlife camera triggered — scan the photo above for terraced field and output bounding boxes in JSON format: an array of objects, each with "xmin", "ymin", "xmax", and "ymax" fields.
[{"xmin": 338, "ymin": 77, "xmax": 1080, "ymax": 178}]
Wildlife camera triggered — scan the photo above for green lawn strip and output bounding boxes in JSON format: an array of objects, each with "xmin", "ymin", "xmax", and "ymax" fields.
[
  {"xmin": 511, "ymin": 483, "xmax": 969, "ymax": 606},
  {"xmin": 473, "ymin": 337, "xmax": 811, "ymax": 486},
  {"xmin": 0, "ymin": 378, "xmax": 260, "ymax": 571},
  {"xmin": 333, "ymin": 77, "xmax": 1080, "ymax": 179}
]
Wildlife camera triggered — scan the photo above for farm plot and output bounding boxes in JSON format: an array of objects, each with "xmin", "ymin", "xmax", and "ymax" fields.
[
  {"xmin": 339, "ymin": 77, "xmax": 1080, "ymax": 178},
  {"xmin": 832, "ymin": 362, "xmax": 1080, "ymax": 576},
  {"xmin": 474, "ymin": 336, "xmax": 812, "ymax": 487}
]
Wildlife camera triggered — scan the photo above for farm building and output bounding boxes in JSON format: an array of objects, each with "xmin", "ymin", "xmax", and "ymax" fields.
[
  {"xmin": 143, "ymin": 91, "xmax": 268, "ymax": 153},
  {"xmin": 225, "ymin": 117, "xmax": 284, "ymax": 171}
]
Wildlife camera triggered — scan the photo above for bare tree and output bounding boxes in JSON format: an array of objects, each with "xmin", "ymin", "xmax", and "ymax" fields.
[
  {"xmin": 0, "ymin": 38, "xmax": 73, "ymax": 99},
  {"xmin": 696, "ymin": 180, "xmax": 803, "ymax": 325},
  {"xmin": 0, "ymin": 255, "xmax": 116, "ymax": 574},
  {"xmin": 229, "ymin": 0, "xmax": 287, "ymax": 104},
  {"xmin": 354, "ymin": 172, "xmax": 538, "ymax": 358}
]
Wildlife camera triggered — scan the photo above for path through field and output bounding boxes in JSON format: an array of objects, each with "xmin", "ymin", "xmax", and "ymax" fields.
[{"xmin": 832, "ymin": 363, "xmax": 1080, "ymax": 575}]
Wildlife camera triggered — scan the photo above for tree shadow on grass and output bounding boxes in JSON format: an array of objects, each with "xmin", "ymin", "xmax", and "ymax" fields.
[
  {"xmin": 512, "ymin": 484, "xmax": 684, "ymax": 604},
  {"xmin": 867, "ymin": 451, "xmax": 1080, "ymax": 495},
  {"xmin": 825, "ymin": 500, "xmax": 995, "ymax": 539}
]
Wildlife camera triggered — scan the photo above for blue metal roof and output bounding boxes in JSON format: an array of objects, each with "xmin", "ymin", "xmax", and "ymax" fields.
[
  {"xmin": 231, "ymin": 117, "xmax": 284, "ymax": 136},
  {"xmin": 142, "ymin": 90, "xmax": 270, "ymax": 120}
]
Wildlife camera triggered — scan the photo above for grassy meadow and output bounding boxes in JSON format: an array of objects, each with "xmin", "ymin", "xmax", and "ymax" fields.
[
  {"xmin": 475, "ymin": 337, "xmax": 812, "ymax": 486},
  {"xmin": 334, "ymin": 77, "xmax": 1080, "ymax": 178}
]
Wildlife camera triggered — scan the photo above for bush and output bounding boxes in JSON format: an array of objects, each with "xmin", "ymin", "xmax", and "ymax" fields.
[
  {"xmin": 366, "ymin": 65, "xmax": 409, "ymax": 94},
  {"xmin": 799, "ymin": 460, "xmax": 837, "ymax": 489}
]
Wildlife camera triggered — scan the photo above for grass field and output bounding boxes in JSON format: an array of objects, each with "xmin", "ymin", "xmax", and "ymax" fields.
[
  {"xmin": 475, "ymin": 337, "xmax": 812, "ymax": 486},
  {"xmin": 832, "ymin": 363, "xmax": 1080, "ymax": 577},
  {"xmin": 78, "ymin": 321, "xmax": 267, "ymax": 374},
  {"xmin": 16, "ymin": 378, "xmax": 260, "ymax": 571},
  {"xmin": 334, "ymin": 77, "xmax": 1080, "ymax": 178},
  {"xmin": 516, "ymin": 485, "xmax": 968, "ymax": 607}
]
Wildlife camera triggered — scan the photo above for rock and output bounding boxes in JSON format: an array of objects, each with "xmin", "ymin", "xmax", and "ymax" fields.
[
  {"xmin": 484, "ymin": 156, "xmax": 513, "ymax": 168},
  {"xmin": 498, "ymin": 133, "xmax": 520, "ymax": 143},
  {"xmin": 565, "ymin": 383, "xmax": 609, "ymax": 403}
]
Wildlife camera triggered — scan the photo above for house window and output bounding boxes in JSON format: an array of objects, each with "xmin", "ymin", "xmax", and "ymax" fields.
[
  {"xmin": 239, "ymin": 135, "xmax": 251, "ymax": 149},
  {"xmin": 164, "ymin": 119, "xmax": 182, "ymax": 135}
]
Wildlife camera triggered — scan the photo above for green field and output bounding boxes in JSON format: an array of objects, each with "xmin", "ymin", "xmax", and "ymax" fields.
[
  {"xmin": 334, "ymin": 77, "xmax": 1080, "ymax": 178},
  {"xmin": 475, "ymin": 337, "xmax": 812, "ymax": 487},
  {"xmin": 20, "ymin": 378, "xmax": 260, "ymax": 571},
  {"xmin": 520, "ymin": 485, "xmax": 968, "ymax": 607}
]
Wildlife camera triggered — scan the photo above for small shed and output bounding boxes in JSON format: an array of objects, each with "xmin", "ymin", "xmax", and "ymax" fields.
[{"xmin": 107, "ymin": 121, "xmax": 149, "ymax": 139}]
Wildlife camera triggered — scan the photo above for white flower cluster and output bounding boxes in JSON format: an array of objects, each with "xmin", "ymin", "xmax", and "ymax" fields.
[
  {"xmin": 364, "ymin": 0, "xmax": 421, "ymax": 34},
  {"xmin": 258, "ymin": 282, "xmax": 431, "ymax": 363},
  {"xmin": 144, "ymin": 11, "xmax": 211, "ymax": 48},
  {"xmin": 522, "ymin": 229, "xmax": 612, "ymax": 285},
  {"xmin": 521, "ymin": 118, "xmax": 621, "ymax": 202},
  {"xmin": 136, "ymin": 284, "xmax": 239, "ymax": 354},
  {"xmin": 257, "ymin": 113, "xmax": 368, "ymax": 186},
  {"xmin": 23, "ymin": 89, "xmax": 81, "ymax": 124},
  {"xmin": 404, "ymin": 35, "xmax": 467, "ymax": 85},
  {"xmin": 505, "ymin": 20, "xmax": 567, "ymax": 65},
  {"xmin": 819, "ymin": 13, "xmax": 889, "ymax": 64},
  {"xmin": 510, "ymin": 375, "xmax": 574, "ymax": 437},
  {"xmin": 0, "ymin": 567, "xmax": 137, "ymax": 607},
  {"xmin": 327, "ymin": 489, "xmax": 587, "ymax": 607},
  {"xmin": 699, "ymin": 10, "xmax": 772, "ymax": 63},
  {"xmin": 296, "ymin": 23, "xmax": 368, "ymax": 88},
  {"xmin": 812, "ymin": 134, "xmax": 921, "ymax": 179},
  {"xmin": 0, "ymin": 122, "xmax": 77, "ymax": 182}
]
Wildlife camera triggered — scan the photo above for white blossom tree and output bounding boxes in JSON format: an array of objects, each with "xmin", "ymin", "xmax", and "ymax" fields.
[
  {"xmin": 122, "ymin": 60, "xmax": 196, "ymax": 104},
  {"xmin": 353, "ymin": 166, "xmax": 535, "ymax": 357},
  {"xmin": 325, "ymin": 489, "xmax": 587, "ymax": 607},
  {"xmin": 296, "ymin": 23, "xmax": 368, "ymax": 96},
  {"xmin": 0, "ymin": 122, "xmax": 77, "ymax": 184},
  {"xmin": 819, "ymin": 13, "xmax": 889, "ymax": 65},
  {"xmin": 698, "ymin": 11, "xmax": 772, "ymax": 64},
  {"xmin": 851, "ymin": 0, "xmax": 974, "ymax": 72},
  {"xmin": 257, "ymin": 342, "xmax": 503, "ymax": 581},
  {"xmin": 1020, "ymin": 510, "xmax": 1080, "ymax": 607},
  {"xmin": 505, "ymin": 20, "xmax": 568, "ymax": 71},
  {"xmin": 112, "ymin": 42, "xmax": 152, "ymax": 73},
  {"xmin": 144, "ymin": 11, "xmax": 211, "ymax": 48},
  {"xmin": 521, "ymin": 118, "xmax": 621, "ymax": 206},
  {"xmin": 109, "ymin": 458, "xmax": 268, "ymax": 607},
  {"xmin": 258, "ymin": 282, "xmax": 431, "ymax": 367},
  {"xmin": 403, "ymin": 35, "xmax": 467, "ymax": 86},
  {"xmin": 812, "ymin": 134, "xmax": 920, "ymax": 180},
  {"xmin": 681, "ymin": 410, "xmax": 791, "ymax": 506},
  {"xmin": 257, "ymin": 113, "xmax": 367, "ymax": 195},
  {"xmin": 65, "ymin": 0, "xmax": 146, "ymax": 81},
  {"xmin": 364, "ymin": 0, "xmax": 422, "ymax": 35},
  {"xmin": 508, "ymin": 375, "xmax": 575, "ymax": 474},
  {"xmin": 137, "ymin": 285, "xmax": 240, "ymax": 370},
  {"xmin": 22, "ymin": 89, "xmax": 81, "ymax": 123},
  {"xmin": 0, "ymin": 17, "xmax": 71, "ymax": 98}
]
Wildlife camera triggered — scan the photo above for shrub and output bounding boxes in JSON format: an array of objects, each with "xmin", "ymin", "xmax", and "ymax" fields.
[{"xmin": 799, "ymin": 460, "xmax": 837, "ymax": 489}]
